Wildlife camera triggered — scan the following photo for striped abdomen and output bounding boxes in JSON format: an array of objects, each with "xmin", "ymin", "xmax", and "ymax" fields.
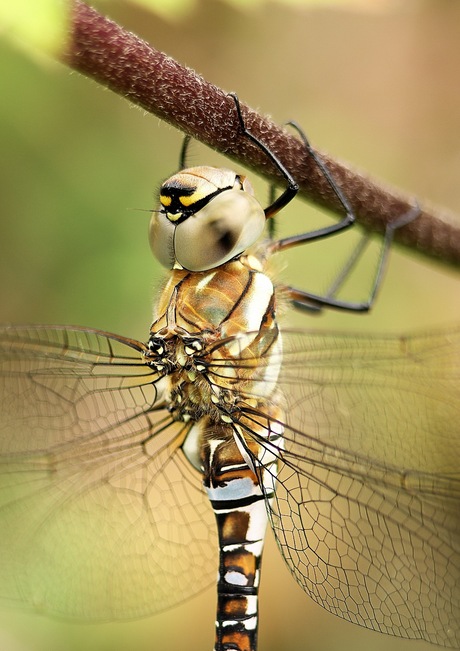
[{"xmin": 201, "ymin": 409, "xmax": 284, "ymax": 651}]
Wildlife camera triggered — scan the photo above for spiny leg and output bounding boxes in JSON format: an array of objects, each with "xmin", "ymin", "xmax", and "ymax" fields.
[
  {"xmin": 229, "ymin": 93, "xmax": 299, "ymax": 219},
  {"xmin": 264, "ymin": 120, "xmax": 421, "ymax": 312},
  {"xmin": 283, "ymin": 203, "xmax": 420, "ymax": 312}
]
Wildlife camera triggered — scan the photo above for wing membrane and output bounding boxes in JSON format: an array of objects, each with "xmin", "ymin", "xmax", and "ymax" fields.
[
  {"xmin": 209, "ymin": 325, "xmax": 460, "ymax": 647},
  {"xmin": 0, "ymin": 326, "xmax": 217, "ymax": 620},
  {"xmin": 2, "ymin": 322, "xmax": 459, "ymax": 644}
]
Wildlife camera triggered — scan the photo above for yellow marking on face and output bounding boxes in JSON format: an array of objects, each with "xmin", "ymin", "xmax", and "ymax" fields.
[
  {"xmin": 178, "ymin": 194, "xmax": 195, "ymax": 207},
  {"xmin": 179, "ymin": 191, "xmax": 203, "ymax": 207},
  {"xmin": 160, "ymin": 195, "xmax": 172, "ymax": 207},
  {"xmin": 167, "ymin": 211, "xmax": 182, "ymax": 222}
]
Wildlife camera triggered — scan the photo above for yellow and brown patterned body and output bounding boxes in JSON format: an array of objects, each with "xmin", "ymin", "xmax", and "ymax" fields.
[{"xmin": 145, "ymin": 253, "xmax": 284, "ymax": 651}]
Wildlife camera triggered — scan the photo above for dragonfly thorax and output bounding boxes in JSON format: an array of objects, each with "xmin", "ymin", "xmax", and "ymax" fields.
[
  {"xmin": 144, "ymin": 256, "xmax": 284, "ymax": 433},
  {"xmin": 144, "ymin": 329, "xmax": 249, "ymax": 426}
]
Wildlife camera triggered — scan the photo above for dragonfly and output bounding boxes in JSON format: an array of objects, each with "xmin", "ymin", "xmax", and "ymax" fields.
[{"xmin": 0, "ymin": 95, "xmax": 459, "ymax": 651}]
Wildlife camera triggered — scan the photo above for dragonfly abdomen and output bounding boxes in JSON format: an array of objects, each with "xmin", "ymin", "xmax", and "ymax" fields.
[{"xmin": 202, "ymin": 433, "xmax": 275, "ymax": 651}]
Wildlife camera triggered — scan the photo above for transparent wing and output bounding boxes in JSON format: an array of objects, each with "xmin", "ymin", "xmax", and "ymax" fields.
[
  {"xmin": 208, "ymin": 325, "xmax": 460, "ymax": 647},
  {"xmin": 0, "ymin": 326, "xmax": 216, "ymax": 620}
]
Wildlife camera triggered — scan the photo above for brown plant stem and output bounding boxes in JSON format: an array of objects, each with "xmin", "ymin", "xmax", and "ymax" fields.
[{"xmin": 63, "ymin": 0, "xmax": 460, "ymax": 268}]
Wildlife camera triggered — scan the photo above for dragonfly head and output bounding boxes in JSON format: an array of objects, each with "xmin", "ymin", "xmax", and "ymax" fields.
[{"xmin": 149, "ymin": 166, "xmax": 266, "ymax": 271}]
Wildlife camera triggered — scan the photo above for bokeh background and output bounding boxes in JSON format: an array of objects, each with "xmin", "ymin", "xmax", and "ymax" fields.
[{"xmin": 1, "ymin": 1, "xmax": 459, "ymax": 650}]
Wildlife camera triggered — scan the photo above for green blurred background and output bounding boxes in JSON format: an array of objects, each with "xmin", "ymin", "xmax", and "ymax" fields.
[{"xmin": 1, "ymin": 1, "xmax": 459, "ymax": 650}]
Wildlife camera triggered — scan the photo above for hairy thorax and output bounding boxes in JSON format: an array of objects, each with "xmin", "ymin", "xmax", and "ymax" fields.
[{"xmin": 143, "ymin": 255, "xmax": 282, "ymax": 428}]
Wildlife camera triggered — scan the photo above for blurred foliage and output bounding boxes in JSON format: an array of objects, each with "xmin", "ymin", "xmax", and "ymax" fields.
[
  {"xmin": 0, "ymin": 1, "xmax": 460, "ymax": 651},
  {"xmin": 106, "ymin": 0, "xmax": 422, "ymax": 19},
  {"xmin": 0, "ymin": 0, "xmax": 414, "ymax": 54},
  {"xmin": 0, "ymin": 0, "xmax": 68, "ymax": 55}
]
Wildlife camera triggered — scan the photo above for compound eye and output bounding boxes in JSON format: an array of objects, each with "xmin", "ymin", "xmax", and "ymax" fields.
[
  {"xmin": 148, "ymin": 209, "xmax": 176, "ymax": 268},
  {"xmin": 173, "ymin": 188, "xmax": 265, "ymax": 271}
]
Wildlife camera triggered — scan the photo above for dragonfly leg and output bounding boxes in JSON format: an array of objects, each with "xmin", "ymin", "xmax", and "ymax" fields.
[
  {"xmin": 229, "ymin": 93, "xmax": 299, "ymax": 219},
  {"xmin": 178, "ymin": 134, "xmax": 192, "ymax": 170},
  {"xmin": 283, "ymin": 202, "xmax": 421, "ymax": 313},
  {"xmin": 267, "ymin": 120, "xmax": 357, "ymax": 251}
]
